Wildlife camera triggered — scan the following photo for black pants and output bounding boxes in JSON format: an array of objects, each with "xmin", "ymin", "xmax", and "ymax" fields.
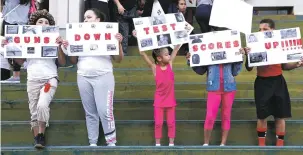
[
  {"xmin": 1, "ymin": 68, "xmax": 11, "ymax": 80},
  {"xmin": 254, "ymin": 75, "xmax": 291, "ymax": 119},
  {"xmin": 2, "ymin": 20, "xmax": 21, "ymax": 72},
  {"xmin": 84, "ymin": 0, "xmax": 110, "ymax": 22}
]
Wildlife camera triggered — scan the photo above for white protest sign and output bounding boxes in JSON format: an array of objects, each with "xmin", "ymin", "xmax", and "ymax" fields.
[
  {"xmin": 189, "ymin": 30, "xmax": 242, "ymax": 67},
  {"xmin": 246, "ymin": 27, "xmax": 303, "ymax": 67},
  {"xmin": 151, "ymin": 0, "xmax": 165, "ymax": 17},
  {"xmin": 209, "ymin": 0, "xmax": 253, "ymax": 34},
  {"xmin": 66, "ymin": 22, "xmax": 119, "ymax": 56},
  {"xmin": 4, "ymin": 25, "xmax": 59, "ymax": 58}
]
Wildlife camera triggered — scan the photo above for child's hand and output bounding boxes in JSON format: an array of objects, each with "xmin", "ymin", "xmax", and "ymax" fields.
[
  {"xmin": 56, "ymin": 36, "xmax": 63, "ymax": 45},
  {"xmin": 1, "ymin": 39, "xmax": 8, "ymax": 47},
  {"xmin": 186, "ymin": 52, "xmax": 191, "ymax": 60},
  {"xmin": 62, "ymin": 40, "xmax": 69, "ymax": 50},
  {"xmin": 243, "ymin": 47, "xmax": 251, "ymax": 55},
  {"xmin": 115, "ymin": 33, "xmax": 123, "ymax": 43},
  {"xmin": 132, "ymin": 30, "xmax": 137, "ymax": 38},
  {"xmin": 297, "ymin": 57, "xmax": 303, "ymax": 67}
]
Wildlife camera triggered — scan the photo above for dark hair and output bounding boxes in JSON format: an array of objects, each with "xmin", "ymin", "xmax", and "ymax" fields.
[
  {"xmin": 28, "ymin": 9, "xmax": 55, "ymax": 25},
  {"xmin": 260, "ymin": 19, "xmax": 275, "ymax": 29},
  {"xmin": 86, "ymin": 8, "xmax": 106, "ymax": 22},
  {"xmin": 152, "ymin": 48, "xmax": 167, "ymax": 64}
]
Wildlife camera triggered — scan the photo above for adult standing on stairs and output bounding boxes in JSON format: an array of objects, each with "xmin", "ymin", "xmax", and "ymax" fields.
[
  {"xmin": 244, "ymin": 19, "xmax": 303, "ymax": 146},
  {"xmin": 2, "ymin": 10, "xmax": 67, "ymax": 149},
  {"xmin": 62, "ymin": 8, "xmax": 124, "ymax": 147}
]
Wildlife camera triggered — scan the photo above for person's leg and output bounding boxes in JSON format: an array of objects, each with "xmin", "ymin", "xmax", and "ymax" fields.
[
  {"xmin": 92, "ymin": 73, "xmax": 117, "ymax": 146},
  {"xmin": 195, "ymin": 5, "xmax": 212, "ymax": 33},
  {"xmin": 27, "ymin": 80, "xmax": 42, "ymax": 148},
  {"xmin": 77, "ymin": 75, "xmax": 100, "ymax": 146},
  {"xmin": 118, "ymin": 19, "xmax": 129, "ymax": 55},
  {"xmin": 166, "ymin": 106, "xmax": 176, "ymax": 146},
  {"xmin": 220, "ymin": 91, "xmax": 236, "ymax": 145},
  {"xmin": 1, "ymin": 68, "xmax": 11, "ymax": 81},
  {"xmin": 273, "ymin": 75, "xmax": 291, "ymax": 146},
  {"xmin": 254, "ymin": 77, "xmax": 273, "ymax": 146},
  {"xmin": 35, "ymin": 78, "xmax": 58, "ymax": 148},
  {"xmin": 154, "ymin": 107, "xmax": 164, "ymax": 146},
  {"xmin": 204, "ymin": 92, "xmax": 222, "ymax": 145}
]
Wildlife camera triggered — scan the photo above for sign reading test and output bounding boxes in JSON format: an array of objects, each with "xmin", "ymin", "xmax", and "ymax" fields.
[
  {"xmin": 189, "ymin": 30, "xmax": 242, "ymax": 67},
  {"xmin": 246, "ymin": 27, "xmax": 303, "ymax": 67},
  {"xmin": 4, "ymin": 25, "xmax": 59, "ymax": 58},
  {"xmin": 133, "ymin": 12, "xmax": 193, "ymax": 51},
  {"xmin": 66, "ymin": 22, "xmax": 119, "ymax": 56}
]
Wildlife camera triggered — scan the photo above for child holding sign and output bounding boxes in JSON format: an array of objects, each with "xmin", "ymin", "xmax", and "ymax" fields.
[
  {"xmin": 2, "ymin": 10, "xmax": 67, "ymax": 149},
  {"xmin": 186, "ymin": 48, "xmax": 245, "ymax": 146},
  {"xmin": 141, "ymin": 45, "xmax": 181, "ymax": 146}
]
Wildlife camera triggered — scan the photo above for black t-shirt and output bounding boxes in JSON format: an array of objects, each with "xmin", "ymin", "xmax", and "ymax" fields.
[{"xmin": 120, "ymin": 0, "xmax": 137, "ymax": 11}]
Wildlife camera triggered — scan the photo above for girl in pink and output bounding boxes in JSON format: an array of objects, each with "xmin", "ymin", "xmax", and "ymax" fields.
[{"xmin": 139, "ymin": 45, "xmax": 181, "ymax": 146}]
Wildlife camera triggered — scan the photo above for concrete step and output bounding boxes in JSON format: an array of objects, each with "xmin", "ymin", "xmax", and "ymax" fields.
[
  {"xmin": 15, "ymin": 67, "xmax": 303, "ymax": 83},
  {"xmin": 1, "ymin": 146, "xmax": 303, "ymax": 155},
  {"xmin": 2, "ymin": 99, "xmax": 303, "ymax": 121},
  {"xmin": 2, "ymin": 84, "xmax": 303, "ymax": 101},
  {"xmin": 2, "ymin": 120, "xmax": 303, "ymax": 146}
]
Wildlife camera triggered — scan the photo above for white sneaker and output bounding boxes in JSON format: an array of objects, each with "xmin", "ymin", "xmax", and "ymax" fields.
[
  {"xmin": 107, "ymin": 143, "xmax": 116, "ymax": 146},
  {"xmin": 169, "ymin": 143, "xmax": 174, "ymax": 146},
  {"xmin": 89, "ymin": 144, "xmax": 97, "ymax": 147},
  {"xmin": 220, "ymin": 144, "xmax": 225, "ymax": 146},
  {"xmin": 203, "ymin": 144, "xmax": 209, "ymax": 146},
  {"xmin": 155, "ymin": 144, "xmax": 161, "ymax": 146}
]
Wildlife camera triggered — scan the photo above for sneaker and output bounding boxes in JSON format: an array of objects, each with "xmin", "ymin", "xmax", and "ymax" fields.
[
  {"xmin": 203, "ymin": 144, "xmax": 209, "ymax": 146},
  {"xmin": 169, "ymin": 143, "xmax": 174, "ymax": 146},
  {"xmin": 107, "ymin": 143, "xmax": 116, "ymax": 146},
  {"xmin": 258, "ymin": 137, "xmax": 266, "ymax": 146},
  {"xmin": 33, "ymin": 136, "xmax": 39, "ymax": 147},
  {"xmin": 90, "ymin": 144, "xmax": 97, "ymax": 147},
  {"xmin": 155, "ymin": 144, "xmax": 161, "ymax": 146},
  {"xmin": 1, "ymin": 76, "xmax": 20, "ymax": 84},
  {"xmin": 220, "ymin": 144, "xmax": 225, "ymax": 146},
  {"xmin": 35, "ymin": 133, "xmax": 45, "ymax": 149},
  {"xmin": 276, "ymin": 139, "xmax": 284, "ymax": 146}
]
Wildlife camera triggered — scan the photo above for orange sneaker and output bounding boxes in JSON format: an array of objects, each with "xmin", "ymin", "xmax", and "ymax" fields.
[
  {"xmin": 276, "ymin": 139, "xmax": 284, "ymax": 146},
  {"xmin": 258, "ymin": 137, "xmax": 266, "ymax": 146}
]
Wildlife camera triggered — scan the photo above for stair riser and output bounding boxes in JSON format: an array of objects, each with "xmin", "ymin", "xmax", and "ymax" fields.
[
  {"xmin": 2, "ymin": 121, "xmax": 303, "ymax": 146},
  {"xmin": 1, "ymin": 149, "xmax": 303, "ymax": 155},
  {"xmin": 2, "ymin": 102, "xmax": 303, "ymax": 120},
  {"xmin": 2, "ymin": 88, "xmax": 303, "ymax": 100}
]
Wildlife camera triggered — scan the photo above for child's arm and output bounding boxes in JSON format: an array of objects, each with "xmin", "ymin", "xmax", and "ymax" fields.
[
  {"xmin": 232, "ymin": 48, "xmax": 245, "ymax": 76},
  {"xmin": 139, "ymin": 51, "xmax": 156, "ymax": 75},
  {"xmin": 244, "ymin": 47, "xmax": 253, "ymax": 71},
  {"xmin": 169, "ymin": 44, "xmax": 182, "ymax": 65},
  {"xmin": 282, "ymin": 57, "xmax": 303, "ymax": 70}
]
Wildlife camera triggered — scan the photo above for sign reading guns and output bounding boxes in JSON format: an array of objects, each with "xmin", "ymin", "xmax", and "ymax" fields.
[
  {"xmin": 66, "ymin": 22, "xmax": 119, "ymax": 56},
  {"xmin": 4, "ymin": 25, "xmax": 59, "ymax": 58},
  {"xmin": 246, "ymin": 27, "xmax": 303, "ymax": 67},
  {"xmin": 133, "ymin": 13, "xmax": 193, "ymax": 51},
  {"xmin": 189, "ymin": 30, "xmax": 243, "ymax": 67}
]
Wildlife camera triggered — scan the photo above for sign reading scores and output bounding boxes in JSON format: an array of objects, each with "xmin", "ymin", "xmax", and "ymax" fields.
[
  {"xmin": 66, "ymin": 22, "xmax": 119, "ymax": 56},
  {"xmin": 246, "ymin": 27, "xmax": 303, "ymax": 67},
  {"xmin": 4, "ymin": 25, "xmax": 59, "ymax": 58},
  {"xmin": 189, "ymin": 30, "xmax": 242, "ymax": 67}
]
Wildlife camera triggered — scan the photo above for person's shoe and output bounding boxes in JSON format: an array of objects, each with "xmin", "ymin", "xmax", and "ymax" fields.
[
  {"xmin": 203, "ymin": 144, "xmax": 209, "ymax": 146},
  {"xmin": 258, "ymin": 137, "xmax": 266, "ymax": 146},
  {"xmin": 0, "ymin": 76, "xmax": 20, "ymax": 84},
  {"xmin": 169, "ymin": 143, "xmax": 174, "ymax": 146},
  {"xmin": 107, "ymin": 143, "xmax": 116, "ymax": 146},
  {"xmin": 90, "ymin": 144, "xmax": 97, "ymax": 147},
  {"xmin": 33, "ymin": 136, "xmax": 39, "ymax": 147},
  {"xmin": 220, "ymin": 144, "xmax": 225, "ymax": 146},
  {"xmin": 35, "ymin": 133, "xmax": 45, "ymax": 149},
  {"xmin": 276, "ymin": 139, "xmax": 284, "ymax": 146},
  {"xmin": 155, "ymin": 143, "xmax": 161, "ymax": 146}
]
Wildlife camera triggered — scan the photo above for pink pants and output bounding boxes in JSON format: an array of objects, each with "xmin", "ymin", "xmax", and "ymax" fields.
[
  {"xmin": 154, "ymin": 107, "xmax": 176, "ymax": 139},
  {"xmin": 204, "ymin": 91, "xmax": 236, "ymax": 130}
]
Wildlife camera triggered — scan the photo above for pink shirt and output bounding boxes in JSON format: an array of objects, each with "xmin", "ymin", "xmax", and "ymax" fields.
[{"xmin": 153, "ymin": 64, "xmax": 177, "ymax": 107}]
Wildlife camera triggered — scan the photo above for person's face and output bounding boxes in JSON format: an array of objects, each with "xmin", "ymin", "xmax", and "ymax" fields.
[
  {"xmin": 84, "ymin": 10, "xmax": 100, "ymax": 22},
  {"xmin": 36, "ymin": 18, "xmax": 50, "ymax": 26},
  {"xmin": 157, "ymin": 49, "xmax": 171, "ymax": 64},
  {"xmin": 178, "ymin": 0, "xmax": 187, "ymax": 12},
  {"xmin": 259, "ymin": 23, "xmax": 273, "ymax": 32}
]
